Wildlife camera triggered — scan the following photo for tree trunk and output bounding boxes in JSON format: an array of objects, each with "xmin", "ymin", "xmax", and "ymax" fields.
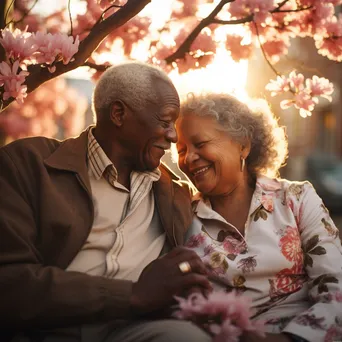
[{"xmin": 0, "ymin": 0, "xmax": 10, "ymax": 62}]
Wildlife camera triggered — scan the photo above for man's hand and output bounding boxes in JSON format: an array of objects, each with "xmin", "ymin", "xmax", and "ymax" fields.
[{"xmin": 130, "ymin": 247, "xmax": 211, "ymax": 316}]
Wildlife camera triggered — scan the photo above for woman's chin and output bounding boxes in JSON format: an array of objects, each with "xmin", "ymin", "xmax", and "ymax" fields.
[{"xmin": 195, "ymin": 182, "xmax": 215, "ymax": 196}]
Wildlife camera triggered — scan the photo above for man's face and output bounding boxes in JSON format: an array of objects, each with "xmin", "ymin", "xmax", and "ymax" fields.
[{"xmin": 127, "ymin": 82, "xmax": 180, "ymax": 171}]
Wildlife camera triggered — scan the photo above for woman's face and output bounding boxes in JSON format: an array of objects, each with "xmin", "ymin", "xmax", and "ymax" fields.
[{"xmin": 176, "ymin": 114, "xmax": 244, "ymax": 196}]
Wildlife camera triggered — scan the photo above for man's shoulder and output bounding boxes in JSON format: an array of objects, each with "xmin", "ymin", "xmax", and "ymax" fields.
[
  {"xmin": 1, "ymin": 136, "xmax": 62, "ymax": 157},
  {"xmin": 159, "ymin": 162, "xmax": 180, "ymax": 181}
]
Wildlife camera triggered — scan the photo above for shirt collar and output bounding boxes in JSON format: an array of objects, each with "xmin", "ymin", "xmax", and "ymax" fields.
[
  {"xmin": 87, "ymin": 127, "xmax": 161, "ymax": 182},
  {"xmin": 192, "ymin": 175, "xmax": 282, "ymax": 217}
]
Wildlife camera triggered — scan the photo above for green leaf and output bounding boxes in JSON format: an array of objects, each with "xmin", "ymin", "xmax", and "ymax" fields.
[
  {"xmin": 312, "ymin": 274, "xmax": 326, "ymax": 286},
  {"xmin": 309, "ymin": 246, "xmax": 327, "ymax": 256},
  {"xmin": 304, "ymin": 254, "xmax": 313, "ymax": 268},
  {"xmin": 318, "ymin": 284, "xmax": 329, "ymax": 294},
  {"xmin": 304, "ymin": 235, "xmax": 320, "ymax": 252},
  {"xmin": 222, "ymin": 259, "xmax": 229, "ymax": 272},
  {"xmin": 322, "ymin": 276, "xmax": 339, "ymax": 284},
  {"xmin": 260, "ymin": 209, "xmax": 268, "ymax": 220},
  {"xmin": 227, "ymin": 254, "xmax": 237, "ymax": 261},
  {"xmin": 253, "ymin": 210, "xmax": 261, "ymax": 222}
]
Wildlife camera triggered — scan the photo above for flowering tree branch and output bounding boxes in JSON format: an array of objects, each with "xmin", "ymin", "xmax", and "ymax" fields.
[
  {"xmin": 165, "ymin": 0, "xmax": 290, "ymax": 64},
  {"xmin": 83, "ymin": 61, "xmax": 110, "ymax": 72},
  {"xmin": 0, "ymin": 0, "xmax": 151, "ymax": 111},
  {"xmin": 67, "ymin": 0, "xmax": 73, "ymax": 36},
  {"xmin": 165, "ymin": 0, "xmax": 234, "ymax": 64},
  {"xmin": 253, "ymin": 22, "xmax": 281, "ymax": 78}
]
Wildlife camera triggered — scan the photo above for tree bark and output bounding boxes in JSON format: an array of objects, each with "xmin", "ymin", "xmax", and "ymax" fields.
[{"xmin": 0, "ymin": 0, "xmax": 10, "ymax": 62}]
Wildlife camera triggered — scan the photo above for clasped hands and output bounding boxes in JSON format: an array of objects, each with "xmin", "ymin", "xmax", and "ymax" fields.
[
  {"xmin": 130, "ymin": 246, "xmax": 211, "ymax": 317},
  {"xmin": 130, "ymin": 247, "xmax": 293, "ymax": 342}
]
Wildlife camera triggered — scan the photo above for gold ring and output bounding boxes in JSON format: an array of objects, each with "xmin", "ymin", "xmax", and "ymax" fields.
[{"xmin": 178, "ymin": 261, "xmax": 191, "ymax": 274}]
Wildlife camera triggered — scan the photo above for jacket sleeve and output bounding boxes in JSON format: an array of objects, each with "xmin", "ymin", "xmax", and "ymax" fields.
[
  {"xmin": 282, "ymin": 182, "xmax": 342, "ymax": 342},
  {"xmin": 0, "ymin": 148, "xmax": 133, "ymax": 329}
]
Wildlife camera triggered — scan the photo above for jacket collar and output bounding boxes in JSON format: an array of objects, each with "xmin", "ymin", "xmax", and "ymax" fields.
[
  {"xmin": 44, "ymin": 128, "xmax": 91, "ymax": 193},
  {"xmin": 153, "ymin": 163, "xmax": 182, "ymax": 247}
]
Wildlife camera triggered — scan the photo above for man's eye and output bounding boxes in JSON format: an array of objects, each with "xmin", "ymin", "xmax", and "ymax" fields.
[{"xmin": 161, "ymin": 121, "xmax": 171, "ymax": 128}]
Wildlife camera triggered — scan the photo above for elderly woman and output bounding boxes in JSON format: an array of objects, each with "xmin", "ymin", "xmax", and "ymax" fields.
[{"xmin": 175, "ymin": 93, "xmax": 342, "ymax": 342}]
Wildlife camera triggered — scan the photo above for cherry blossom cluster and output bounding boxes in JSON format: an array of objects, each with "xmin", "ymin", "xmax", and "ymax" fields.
[
  {"xmin": 0, "ymin": 27, "xmax": 80, "ymax": 103},
  {"xmin": 0, "ymin": 0, "xmax": 341, "ymax": 129},
  {"xmin": 174, "ymin": 291, "xmax": 265, "ymax": 342},
  {"xmin": 266, "ymin": 72, "xmax": 334, "ymax": 117}
]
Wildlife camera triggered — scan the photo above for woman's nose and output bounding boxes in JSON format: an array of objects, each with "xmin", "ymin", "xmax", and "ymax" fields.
[{"xmin": 185, "ymin": 150, "xmax": 198, "ymax": 165}]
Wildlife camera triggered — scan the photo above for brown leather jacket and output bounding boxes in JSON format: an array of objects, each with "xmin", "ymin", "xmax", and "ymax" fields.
[{"xmin": 0, "ymin": 129, "xmax": 192, "ymax": 340}]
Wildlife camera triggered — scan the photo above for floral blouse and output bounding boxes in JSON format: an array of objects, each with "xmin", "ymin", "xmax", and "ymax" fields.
[{"xmin": 185, "ymin": 176, "xmax": 342, "ymax": 342}]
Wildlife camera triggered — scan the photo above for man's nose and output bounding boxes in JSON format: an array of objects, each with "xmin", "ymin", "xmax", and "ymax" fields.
[{"xmin": 166, "ymin": 125, "xmax": 178, "ymax": 143}]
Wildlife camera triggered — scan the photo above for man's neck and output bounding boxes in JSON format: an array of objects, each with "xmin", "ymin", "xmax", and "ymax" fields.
[{"xmin": 93, "ymin": 126, "xmax": 133, "ymax": 189}]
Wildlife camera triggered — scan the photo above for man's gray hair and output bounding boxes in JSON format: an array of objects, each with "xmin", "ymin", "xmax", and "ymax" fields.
[{"xmin": 92, "ymin": 62, "xmax": 175, "ymax": 121}]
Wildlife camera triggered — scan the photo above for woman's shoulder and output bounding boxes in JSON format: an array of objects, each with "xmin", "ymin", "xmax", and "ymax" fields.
[{"xmin": 257, "ymin": 175, "xmax": 314, "ymax": 196}]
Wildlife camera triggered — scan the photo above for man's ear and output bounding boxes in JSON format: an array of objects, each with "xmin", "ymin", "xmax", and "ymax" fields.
[{"xmin": 110, "ymin": 100, "xmax": 126, "ymax": 127}]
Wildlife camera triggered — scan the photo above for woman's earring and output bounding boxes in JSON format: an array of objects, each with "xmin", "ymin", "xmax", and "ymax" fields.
[{"xmin": 241, "ymin": 157, "xmax": 245, "ymax": 172}]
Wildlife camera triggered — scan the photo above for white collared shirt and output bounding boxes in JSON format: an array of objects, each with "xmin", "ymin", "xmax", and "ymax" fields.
[{"xmin": 67, "ymin": 128, "xmax": 165, "ymax": 281}]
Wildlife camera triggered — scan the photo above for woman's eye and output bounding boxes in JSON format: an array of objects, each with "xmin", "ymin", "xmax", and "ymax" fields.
[
  {"xmin": 195, "ymin": 141, "xmax": 206, "ymax": 148},
  {"xmin": 177, "ymin": 149, "xmax": 185, "ymax": 155}
]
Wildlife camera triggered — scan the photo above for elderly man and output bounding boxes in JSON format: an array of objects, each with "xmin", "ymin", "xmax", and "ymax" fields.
[{"xmin": 0, "ymin": 62, "xmax": 211, "ymax": 342}]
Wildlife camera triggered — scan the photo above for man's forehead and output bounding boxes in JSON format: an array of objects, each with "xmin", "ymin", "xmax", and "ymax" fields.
[{"xmin": 153, "ymin": 79, "xmax": 179, "ymax": 100}]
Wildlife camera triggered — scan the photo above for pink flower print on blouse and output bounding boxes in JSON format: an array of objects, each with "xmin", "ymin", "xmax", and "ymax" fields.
[
  {"xmin": 204, "ymin": 244, "xmax": 215, "ymax": 256},
  {"xmin": 269, "ymin": 263, "xmax": 305, "ymax": 298},
  {"xmin": 287, "ymin": 199, "xmax": 304, "ymax": 229},
  {"xmin": 261, "ymin": 193, "xmax": 274, "ymax": 212},
  {"xmin": 185, "ymin": 233, "xmax": 206, "ymax": 248},
  {"xmin": 279, "ymin": 226, "xmax": 303, "ymax": 266},
  {"xmin": 325, "ymin": 325, "xmax": 342, "ymax": 342},
  {"xmin": 237, "ymin": 256, "xmax": 257, "ymax": 274},
  {"xmin": 223, "ymin": 236, "xmax": 247, "ymax": 256}
]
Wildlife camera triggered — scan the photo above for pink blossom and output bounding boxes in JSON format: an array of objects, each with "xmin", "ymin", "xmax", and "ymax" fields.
[
  {"xmin": 0, "ymin": 27, "xmax": 38, "ymax": 62},
  {"xmin": 281, "ymin": 91, "xmax": 317, "ymax": 118},
  {"xmin": 315, "ymin": 15, "xmax": 342, "ymax": 61},
  {"xmin": 265, "ymin": 76, "xmax": 290, "ymax": 96},
  {"xmin": 172, "ymin": 0, "xmax": 199, "ymax": 19},
  {"xmin": 225, "ymin": 35, "xmax": 253, "ymax": 62},
  {"xmin": 229, "ymin": 0, "xmax": 276, "ymax": 25},
  {"xmin": 0, "ymin": 60, "xmax": 29, "ymax": 103},
  {"xmin": 191, "ymin": 31, "xmax": 216, "ymax": 54},
  {"xmin": 34, "ymin": 32, "xmax": 80, "ymax": 66},
  {"xmin": 262, "ymin": 38, "xmax": 290, "ymax": 63},
  {"xmin": 185, "ymin": 233, "xmax": 206, "ymax": 248},
  {"xmin": 288, "ymin": 71, "xmax": 305, "ymax": 91},
  {"xmin": 174, "ymin": 291, "xmax": 265, "ymax": 341},
  {"xmin": 306, "ymin": 76, "xmax": 334, "ymax": 101}
]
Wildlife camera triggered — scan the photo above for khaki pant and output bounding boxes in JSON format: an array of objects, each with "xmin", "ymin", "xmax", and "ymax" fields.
[{"xmin": 82, "ymin": 319, "xmax": 211, "ymax": 342}]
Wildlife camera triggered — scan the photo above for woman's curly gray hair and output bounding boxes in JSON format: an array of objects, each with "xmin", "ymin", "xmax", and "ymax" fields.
[{"xmin": 179, "ymin": 93, "xmax": 288, "ymax": 178}]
